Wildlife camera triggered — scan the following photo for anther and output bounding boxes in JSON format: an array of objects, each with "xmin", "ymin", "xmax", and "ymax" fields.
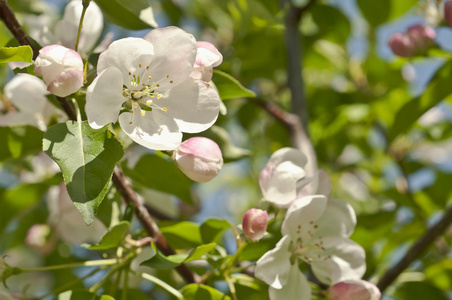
[
  {"xmin": 148, "ymin": 76, "xmax": 152, "ymax": 79},
  {"xmin": 139, "ymin": 63, "xmax": 142, "ymax": 67},
  {"xmin": 146, "ymin": 100, "xmax": 153, "ymax": 106},
  {"xmin": 170, "ymin": 80, "xmax": 173, "ymax": 84},
  {"xmin": 163, "ymin": 107, "xmax": 167, "ymax": 112},
  {"xmin": 141, "ymin": 110, "xmax": 146, "ymax": 117}
]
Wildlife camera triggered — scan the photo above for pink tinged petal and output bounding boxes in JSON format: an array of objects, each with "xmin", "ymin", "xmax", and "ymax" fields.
[
  {"xmin": 97, "ymin": 38, "xmax": 155, "ymax": 85},
  {"xmin": 85, "ymin": 67, "xmax": 125, "ymax": 129},
  {"xmin": 311, "ymin": 237, "xmax": 366, "ymax": 285},
  {"xmin": 329, "ymin": 279, "xmax": 381, "ymax": 300},
  {"xmin": 35, "ymin": 45, "xmax": 70, "ymax": 83},
  {"xmin": 314, "ymin": 198, "xmax": 357, "ymax": 239},
  {"xmin": 195, "ymin": 41, "xmax": 223, "ymax": 68},
  {"xmin": 4, "ymin": 74, "xmax": 48, "ymax": 114},
  {"xmin": 281, "ymin": 195, "xmax": 328, "ymax": 240},
  {"xmin": 47, "ymin": 69, "xmax": 84, "ymax": 97},
  {"xmin": 163, "ymin": 78, "xmax": 220, "ymax": 133},
  {"xmin": 119, "ymin": 108, "xmax": 182, "ymax": 151},
  {"xmin": 255, "ymin": 235, "xmax": 292, "ymax": 289},
  {"xmin": 143, "ymin": 26, "xmax": 197, "ymax": 88},
  {"xmin": 268, "ymin": 264, "xmax": 311, "ymax": 300},
  {"xmin": 190, "ymin": 66, "xmax": 214, "ymax": 82},
  {"xmin": 298, "ymin": 169, "xmax": 332, "ymax": 198}
]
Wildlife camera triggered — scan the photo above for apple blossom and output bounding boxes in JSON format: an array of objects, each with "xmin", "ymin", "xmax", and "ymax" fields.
[
  {"xmin": 255, "ymin": 195, "xmax": 366, "ymax": 300},
  {"xmin": 34, "ymin": 44, "xmax": 84, "ymax": 97},
  {"xmin": 329, "ymin": 279, "xmax": 381, "ymax": 300},
  {"xmin": 0, "ymin": 74, "xmax": 61, "ymax": 131},
  {"xmin": 190, "ymin": 41, "xmax": 223, "ymax": 82},
  {"xmin": 85, "ymin": 26, "xmax": 221, "ymax": 150},
  {"xmin": 174, "ymin": 137, "xmax": 223, "ymax": 182},
  {"xmin": 242, "ymin": 208, "xmax": 268, "ymax": 242}
]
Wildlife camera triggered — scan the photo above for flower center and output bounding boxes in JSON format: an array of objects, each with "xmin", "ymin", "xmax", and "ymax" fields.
[
  {"xmin": 290, "ymin": 221, "xmax": 331, "ymax": 264},
  {"xmin": 122, "ymin": 63, "xmax": 175, "ymax": 123}
]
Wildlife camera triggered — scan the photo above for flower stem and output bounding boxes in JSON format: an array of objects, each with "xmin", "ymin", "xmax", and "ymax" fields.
[
  {"xmin": 135, "ymin": 271, "xmax": 184, "ymax": 299},
  {"xmin": 20, "ymin": 259, "xmax": 118, "ymax": 273},
  {"xmin": 225, "ymin": 274, "xmax": 238, "ymax": 300},
  {"xmin": 75, "ymin": 1, "xmax": 90, "ymax": 52}
]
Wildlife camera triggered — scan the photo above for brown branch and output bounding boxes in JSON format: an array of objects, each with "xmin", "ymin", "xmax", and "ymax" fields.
[
  {"xmin": 1, "ymin": 3, "xmax": 200, "ymax": 284},
  {"xmin": 0, "ymin": 0, "xmax": 38, "ymax": 59},
  {"xmin": 377, "ymin": 205, "xmax": 452, "ymax": 292}
]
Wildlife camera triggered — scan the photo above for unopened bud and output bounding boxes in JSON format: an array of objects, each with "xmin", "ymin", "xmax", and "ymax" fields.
[
  {"xmin": 328, "ymin": 279, "xmax": 381, "ymax": 300},
  {"xmin": 34, "ymin": 44, "xmax": 84, "ymax": 97},
  {"xmin": 445, "ymin": 1, "xmax": 452, "ymax": 27},
  {"xmin": 388, "ymin": 33, "xmax": 416, "ymax": 58},
  {"xmin": 174, "ymin": 137, "xmax": 223, "ymax": 182},
  {"xmin": 190, "ymin": 41, "xmax": 223, "ymax": 82},
  {"xmin": 242, "ymin": 208, "xmax": 268, "ymax": 242},
  {"xmin": 406, "ymin": 24, "xmax": 436, "ymax": 51}
]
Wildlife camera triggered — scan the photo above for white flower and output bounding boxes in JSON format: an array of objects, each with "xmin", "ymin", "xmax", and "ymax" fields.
[
  {"xmin": 0, "ymin": 74, "xmax": 61, "ymax": 131},
  {"xmin": 85, "ymin": 26, "xmax": 221, "ymax": 150},
  {"xmin": 260, "ymin": 148, "xmax": 330, "ymax": 208},
  {"xmin": 255, "ymin": 195, "xmax": 366, "ymax": 300},
  {"xmin": 34, "ymin": 44, "xmax": 84, "ymax": 97}
]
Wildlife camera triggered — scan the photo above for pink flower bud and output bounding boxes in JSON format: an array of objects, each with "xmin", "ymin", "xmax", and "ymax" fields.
[
  {"xmin": 242, "ymin": 208, "xmax": 268, "ymax": 242},
  {"xmin": 34, "ymin": 44, "xmax": 84, "ymax": 97},
  {"xmin": 174, "ymin": 137, "xmax": 223, "ymax": 182},
  {"xmin": 328, "ymin": 279, "xmax": 381, "ymax": 300},
  {"xmin": 191, "ymin": 41, "xmax": 223, "ymax": 82},
  {"xmin": 445, "ymin": 1, "xmax": 452, "ymax": 27},
  {"xmin": 25, "ymin": 224, "xmax": 55, "ymax": 255},
  {"xmin": 388, "ymin": 33, "xmax": 416, "ymax": 58},
  {"xmin": 406, "ymin": 24, "xmax": 436, "ymax": 51}
]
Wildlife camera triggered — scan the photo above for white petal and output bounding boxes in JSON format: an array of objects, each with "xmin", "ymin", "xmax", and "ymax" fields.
[
  {"xmin": 86, "ymin": 67, "xmax": 125, "ymax": 129},
  {"xmin": 4, "ymin": 74, "xmax": 48, "ymax": 114},
  {"xmin": 143, "ymin": 26, "xmax": 197, "ymax": 88},
  {"xmin": 255, "ymin": 235, "xmax": 292, "ymax": 289},
  {"xmin": 268, "ymin": 264, "xmax": 311, "ymax": 300},
  {"xmin": 97, "ymin": 38, "xmax": 154, "ymax": 85},
  {"xmin": 315, "ymin": 198, "xmax": 357, "ymax": 238},
  {"xmin": 281, "ymin": 195, "xmax": 327, "ymax": 239},
  {"xmin": 162, "ymin": 78, "xmax": 220, "ymax": 133},
  {"xmin": 119, "ymin": 108, "xmax": 182, "ymax": 150},
  {"xmin": 0, "ymin": 112, "xmax": 45, "ymax": 131},
  {"xmin": 311, "ymin": 237, "xmax": 366, "ymax": 285}
]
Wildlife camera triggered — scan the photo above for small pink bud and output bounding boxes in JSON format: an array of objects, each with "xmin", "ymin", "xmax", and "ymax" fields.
[
  {"xmin": 388, "ymin": 33, "xmax": 416, "ymax": 58},
  {"xmin": 34, "ymin": 44, "xmax": 84, "ymax": 97},
  {"xmin": 328, "ymin": 279, "xmax": 381, "ymax": 300},
  {"xmin": 242, "ymin": 208, "xmax": 268, "ymax": 242},
  {"xmin": 445, "ymin": 1, "xmax": 452, "ymax": 27},
  {"xmin": 25, "ymin": 224, "xmax": 54, "ymax": 255},
  {"xmin": 191, "ymin": 41, "xmax": 223, "ymax": 82},
  {"xmin": 406, "ymin": 24, "xmax": 436, "ymax": 51},
  {"xmin": 174, "ymin": 137, "xmax": 223, "ymax": 182}
]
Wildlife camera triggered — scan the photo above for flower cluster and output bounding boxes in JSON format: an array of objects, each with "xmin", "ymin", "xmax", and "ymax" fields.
[
  {"xmin": 388, "ymin": 24, "xmax": 436, "ymax": 58},
  {"xmin": 249, "ymin": 147, "xmax": 379, "ymax": 300}
]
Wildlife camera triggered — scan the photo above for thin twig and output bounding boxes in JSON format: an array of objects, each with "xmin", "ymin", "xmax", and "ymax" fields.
[
  {"xmin": 377, "ymin": 206, "xmax": 452, "ymax": 292},
  {"xmin": 0, "ymin": 0, "xmax": 38, "ymax": 59}
]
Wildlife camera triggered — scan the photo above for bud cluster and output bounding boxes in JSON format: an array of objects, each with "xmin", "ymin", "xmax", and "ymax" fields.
[{"xmin": 388, "ymin": 24, "xmax": 436, "ymax": 58}]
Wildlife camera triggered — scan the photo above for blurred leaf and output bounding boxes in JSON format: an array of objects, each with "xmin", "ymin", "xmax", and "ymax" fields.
[
  {"xmin": 160, "ymin": 221, "xmax": 202, "ymax": 249},
  {"xmin": 425, "ymin": 260, "xmax": 452, "ymax": 290},
  {"xmin": 123, "ymin": 154, "xmax": 193, "ymax": 204},
  {"xmin": 393, "ymin": 281, "xmax": 448, "ymax": 300},
  {"xmin": 94, "ymin": 0, "xmax": 157, "ymax": 30},
  {"xmin": 234, "ymin": 274, "xmax": 270, "ymax": 300},
  {"xmin": 141, "ymin": 250, "xmax": 188, "ymax": 270},
  {"xmin": 0, "ymin": 46, "xmax": 33, "ymax": 63},
  {"xmin": 185, "ymin": 243, "xmax": 216, "ymax": 262},
  {"xmin": 310, "ymin": 4, "xmax": 350, "ymax": 44},
  {"xmin": 213, "ymin": 70, "xmax": 256, "ymax": 100},
  {"xmin": 43, "ymin": 121, "xmax": 124, "ymax": 225},
  {"xmin": 57, "ymin": 290, "xmax": 114, "ymax": 300},
  {"xmin": 181, "ymin": 284, "xmax": 231, "ymax": 300},
  {"xmin": 357, "ymin": 0, "xmax": 390, "ymax": 27},
  {"xmin": 86, "ymin": 221, "xmax": 129, "ymax": 250},
  {"xmin": 389, "ymin": 60, "xmax": 452, "ymax": 142},
  {"xmin": 7, "ymin": 0, "xmax": 45, "ymax": 14},
  {"xmin": 200, "ymin": 219, "xmax": 232, "ymax": 244},
  {"xmin": 0, "ymin": 126, "xmax": 43, "ymax": 161}
]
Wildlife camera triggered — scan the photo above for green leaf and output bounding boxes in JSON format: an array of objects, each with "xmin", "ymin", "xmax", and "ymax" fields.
[
  {"xmin": 94, "ymin": 0, "xmax": 157, "ymax": 30},
  {"xmin": 389, "ymin": 61, "xmax": 452, "ymax": 142},
  {"xmin": 58, "ymin": 290, "xmax": 114, "ymax": 300},
  {"xmin": 393, "ymin": 281, "xmax": 448, "ymax": 300},
  {"xmin": 160, "ymin": 221, "xmax": 203, "ymax": 249},
  {"xmin": 185, "ymin": 243, "xmax": 216, "ymax": 262},
  {"xmin": 141, "ymin": 250, "xmax": 188, "ymax": 270},
  {"xmin": 200, "ymin": 219, "xmax": 232, "ymax": 244},
  {"xmin": 0, "ymin": 46, "xmax": 33, "ymax": 63},
  {"xmin": 213, "ymin": 70, "xmax": 256, "ymax": 100},
  {"xmin": 43, "ymin": 121, "xmax": 124, "ymax": 225},
  {"xmin": 0, "ymin": 126, "xmax": 43, "ymax": 161},
  {"xmin": 86, "ymin": 221, "xmax": 129, "ymax": 250},
  {"xmin": 357, "ymin": 0, "xmax": 390, "ymax": 27},
  {"xmin": 122, "ymin": 154, "xmax": 193, "ymax": 204},
  {"xmin": 181, "ymin": 284, "xmax": 231, "ymax": 300}
]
